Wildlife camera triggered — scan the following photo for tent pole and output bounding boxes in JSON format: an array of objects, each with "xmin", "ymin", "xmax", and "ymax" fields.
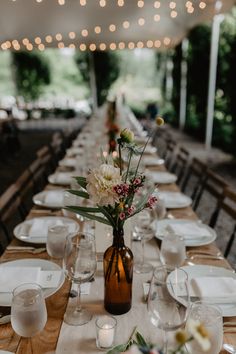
[
  {"xmin": 179, "ymin": 38, "xmax": 189, "ymax": 131},
  {"xmin": 205, "ymin": 7, "xmax": 224, "ymax": 149}
]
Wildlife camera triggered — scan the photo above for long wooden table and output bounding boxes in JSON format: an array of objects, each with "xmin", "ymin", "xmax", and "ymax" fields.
[{"xmin": 0, "ymin": 144, "xmax": 235, "ymax": 353}]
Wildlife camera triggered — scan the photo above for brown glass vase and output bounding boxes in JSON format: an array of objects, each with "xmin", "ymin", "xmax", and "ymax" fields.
[{"xmin": 103, "ymin": 227, "xmax": 133, "ymax": 315}]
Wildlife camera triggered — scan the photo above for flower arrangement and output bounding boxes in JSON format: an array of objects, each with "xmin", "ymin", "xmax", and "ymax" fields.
[
  {"xmin": 106, "ymin": 321, "xmax": 211, "ymax": 354},
  {"xmin": 66, "ymin": 123, "xmax": 163, "ymax": 233}
]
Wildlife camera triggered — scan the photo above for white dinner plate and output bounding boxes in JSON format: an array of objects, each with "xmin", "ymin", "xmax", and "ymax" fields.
[
  {"xmin": 143, "ymin": 145, "xmax": 157, "ymax": 155},
  {"xmin": 13, "ymin": 216, "xmax": 79, "ymax": 244},
  {"xmin": 48, "ymin": 172, "xmax": 75, "ymax": 186},
  {"xmin": 59, "ymin": 158, "xmax": 77, "ymax": 168},
  {"xmin": 66, "ymin": 147, "xmax": 84, "ymax": 157},
  {"xmin": 0, "ymin": 351, "xmax": 14, "ymax": 354},
  {"xmin": 168, "ymin": 265, "xmax": 236, "ymax": 317},
  {"xmin": 33, "ymin": 190, "xmax": 65, "ymax": 209},
  {"xmin": 147, "ymin": 171, "xmax": 177, "ymax": 184},
  {"xmin": 158, "ymin": 191, "xmax": 192, "ymax": 209},
  {"xmin": 0, "ymin": 259, "xmax": 65, "ymax": 307},
  {"xmin": 144, "ymin": 157, "xmax": 165, "ymax": 167},
  {"xmin": 154, "ymin": 219, "xmax": 216, "ymax": 246}
]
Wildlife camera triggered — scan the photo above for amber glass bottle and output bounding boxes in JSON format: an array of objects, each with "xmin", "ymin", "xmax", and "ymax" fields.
[{"xmin": 103, "ymin": 227, "xmax": 133, "ymax": 315}]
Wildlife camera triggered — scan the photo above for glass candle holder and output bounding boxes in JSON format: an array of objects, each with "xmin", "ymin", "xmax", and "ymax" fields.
[{"xmin": 95, "ymin": 315, "xmax": 117, "ymax": 349}]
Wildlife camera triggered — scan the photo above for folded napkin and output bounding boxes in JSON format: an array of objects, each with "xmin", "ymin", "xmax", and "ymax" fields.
[
  {"xmin": 147, "ymin": 171, "xmax": 177, "ymax": 184},
  {"xmin": 59, "ymin": 158, "xmax": 77, "ymax": 167},
  {"xmin": 28, "ymin": 219, "xmax": 76, "ymax": 238},
  {"xmin": 190, "ymin": 276, "xmax": 236, "ymax": 303},
  {"xmin": 54, "ymin": 173, "xmax": 73, "ymax": 185},
  {"xmin": 144, "ymin": 157, "xmax": 160, "ymax": 166},
  {"xmin": 44, "ymin": 191, "xmax": 64, "ymax": 206},
  {"xmin": 159, "ymin": 192, "xmax": 188, "ymax": 206},
  {"xmin": 0, "ymin": 267, "xmax": 62, "ymax": 293},
  {"xmin": 165, "ymin": 222, "xmax": 212, "ymax": 239}
]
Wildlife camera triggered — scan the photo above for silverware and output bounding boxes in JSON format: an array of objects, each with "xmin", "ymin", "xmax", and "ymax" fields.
[
  {"xmin": 6, "ymin": 246, "xmax": 46, "ymax": 254},
  {"xmin": 187, "ymin": 254, "xmax": 224, "ymax": 261},
  {"xmin": 223, "ymin": 343, "xmax": 236, "ymax": 354},
  {"xmin": 187, "ymin": 250, "xmax": 222, "ymax": 257}
]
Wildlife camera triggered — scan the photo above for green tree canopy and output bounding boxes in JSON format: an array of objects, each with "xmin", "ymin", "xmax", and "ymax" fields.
[{"xmin": 12, "ymin": 51, "xmax": 51, "ymax": 101}]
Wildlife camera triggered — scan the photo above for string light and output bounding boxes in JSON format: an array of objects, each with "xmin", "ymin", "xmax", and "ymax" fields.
[
  {"xmin": 187, "ymin": 6, "xmax": 194, "ymax": 13},
  {"xmin": 118, "ymin": 41, "xmax": 125, "ymax": 49},
  {"xmin": 55, "ymin": 33, "xmax": 62, "ymax": 41},
  {"xmin": 146, "ymin": 40, "xmax": 153, "ymax": 48},
  {"xmin": 138, "ymin": 18, "xmax": 145, "ymax": 26},
  {"xmin": 122, "ymin": 21, "xmax": 130, "ymax": 29},
  {"xmin": 58, "ymin": 0, "xmax": 65, "ymax": 5},
  {"xmin": 110, "ymin": 42, "xmax": 117, "ymax": 50},
  {"xmin": 22, "ymin": 38, "xmax": 29, "ymax": 45},
  {"xmin": 1, "ymin": 43, "xmax": 8, "ymax": 50},
  {"xmin": 26, "ymin": 43, "xmax": 33, "ymax": 51},
  {"xmin": 154, "ymin": 14, "xmax": 160, "ymax": 21},
  {"xmin": 154, "ymin": 1, "xmax": 161, "ymax": 9},
  {"xmin": 137, "ymin": 0, "xmax": 144, "ymax": 8},
  {"xmin": 117, "ymin": 0, "xmax": 124, "ymax": 6},
  {"xmin": 99, "ymin": 43, "xmax": 106, "ymax": 50},
  {"xmin": 94, "ymin": 26, "xmax": 101, "ymax": 34},
  {"xmin": 154, "ymin": 40, "xmax": 161, "ymax": 48},
  {"xmin": 109, "ymin": 24, "xmax": 116, "ymax": 32},
  {"xmin": 99, "ymin": 0, "xmax": 106, "ymax": 7},
  {"xmin": 137, "ymin": 41, "xmax": 144, "ymax": 48},
  {"xmin": 69, "ymin": 43, "xmax": 75, "ymax": 49},
  {"xmin": 45, "ymin": 35, "xmax": 53, "ymax": 43},
  {"xmin": 89, "ymin": 43, "xmax": 96, "ymax": 51},
  {"xmin": 185, "ymin": 1, "xmax": 192, "ymax": 7},
  {"xmin": 171, "ymin": 10, "xmax": 177, "ymax": 18},
  {"xmin": 163, "ymin": 37, "xmax": 171, "ymax": 45},
  {"xmin": 81, "ymin": 29, "xmax": 88, "ymax": 37},
  {"xmin": 58, "ymin": 42, "xmax": 64, "ymax": 48},
  {"xmin": 199, "ymin": 1, "xmax": 206, "ymax": 9},
  {"xmin": 128, "ymin": 41, "xmax": 135, "ymax": 49},
  {"xmin": 69, "ymin": 31, "xmax": 76, "ymax": 39},
  {"xmin": 79, "ymin": 43, "xmax": 86, "ymax": 51},
  {"xmin": 80, "ymin": 0, "xmax": 86, "ymax": 5},
  {"xmin": 5, "ymin": 41, "xmax": 11, "ymax": 49},
  {"xmin": 34, "ymin": 37, "xmax": 41, "ymax": 44},
  {"xmin": 38, "ymin": 43, "xmax": 45, "ymax": 50}
]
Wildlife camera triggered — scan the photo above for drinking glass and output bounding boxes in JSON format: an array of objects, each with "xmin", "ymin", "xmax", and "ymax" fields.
[
  {"xmin": 63, "ymin": 232, "xmax": 97, "ymax": 326},
  {"xmin": 160, "ymin": 234, "xmax": 186, "ymax": 270},
  {"xmin": 47, "ymin": 224, "xmax": 69, "ymax": 259},
  {"xmin": 147, "ymin": 265, "xmax": 189, "ymax": 354},
  {"xmin": 186, "ymin": 302, "xmax": 223, "ymax": 354},
  {"xmin": 11, "ymin": 283, "xmax": 47, "ymax": 337},
  {"xmin": 133, "ymin": 210, "xmax": 154, "ymax": 273}
]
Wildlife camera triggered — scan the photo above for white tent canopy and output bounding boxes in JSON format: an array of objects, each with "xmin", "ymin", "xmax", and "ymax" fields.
[{"xmin": 0, "ymin": 0, "xmax": 235, "ymax": 51}]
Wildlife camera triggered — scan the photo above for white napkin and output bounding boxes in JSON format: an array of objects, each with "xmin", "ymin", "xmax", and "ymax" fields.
[
  {"xmin": 0, "ymin": 267, "xmax": 41, "ymax": 293},
  {"xmin": 147, "ymin": 171, "xmax": 177, "ymax": 184},
  {"xmin": 27, "ymin": 219, "xmax": 76, "ymax": 238},
  {"xmin": 165, "ymin": 222, "xmax": 212, "ymax": 239},
  {"xmin": 55, "ymin": 173, "xmax": 73, "ymax": 185},
  {"xmin": 143, "ymin": 157, "xmax": 161, "ymax": 166},
  {"xmin": 44, "ymin": 191, "xmax": 64, "ymax": 206},
  {"xmin": 159, "ymin": 192, "xmax": 188, "ymax": 207},
  {"xmin": 190, "ymin": 277, "xmax": 236, "ymax": 303},
  {"xmin": 59, "ymin": 158, "xmax": 76, "ymax": 167}
]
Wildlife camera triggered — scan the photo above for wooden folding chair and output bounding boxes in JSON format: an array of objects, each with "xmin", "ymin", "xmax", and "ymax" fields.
[
  {"xmin": 210, "ymin": 187, "xmax": 236, "ymax": 258},
  {"xmin": 36, "ymin": 145, "xmax": 54, "ymax": 175},
  {"xmin": 170, "ymin": 146, "xmax": 190, "ymax": 186},
  {"xmin": 28, "ymin": 158, "xmax": 48, "ymax": 193},
  {"xmin": 15, "ymin": 169, "xmax": 35, "ymax": 218},
  {"xmin": 181, "ymin": 157, "xmax": 207, "ymax": 202},
  {"xmin": 0, "ymin": 184, "xmax": 24, "ymax": 252},
  {"xmin": 164, "ymin": 139, "xmax": 177, "ymax": 170}
]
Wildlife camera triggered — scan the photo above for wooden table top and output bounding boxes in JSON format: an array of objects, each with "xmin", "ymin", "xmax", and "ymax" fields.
[{"xmin": 0, "ymin": 152, "xmax": 235, "ymax": 354}]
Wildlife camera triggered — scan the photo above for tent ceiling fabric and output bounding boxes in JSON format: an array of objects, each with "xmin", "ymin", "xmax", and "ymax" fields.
[{"xmin": 0, "ymin": 0, "xmax": 235, "ymax": 50}]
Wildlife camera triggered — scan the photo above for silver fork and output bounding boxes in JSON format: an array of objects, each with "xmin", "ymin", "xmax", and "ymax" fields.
[{"xmin": 6, "ymin": 246, "xmax": 46, "ymax": 254}]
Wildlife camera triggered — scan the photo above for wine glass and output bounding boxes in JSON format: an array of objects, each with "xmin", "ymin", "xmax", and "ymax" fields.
[
  {"xmin": 11, "ymin": 283, "xmax": 47, "ymax": 337},
  {"xmin": 147, "ymin": 265, "xmax": 189, "ymax": 354},
  {"xmin": 133, "ymin": 210, "xmax": 154, "ymax": 273},
  {"xmin": 160, "ymin": 234, "xmax": 186, "ymax": 270},
  {"xmin": 186, "ymin": 302, "xmax": 223, "ymax": 354},
  {"xmin": 63, "ymin": 232, "xmax": 97, "ymax": 326}
]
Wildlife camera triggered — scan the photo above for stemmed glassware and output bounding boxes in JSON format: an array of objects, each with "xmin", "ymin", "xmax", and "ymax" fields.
[
  {"xmin": 11, "ymin": 283, "xmax": 47, "ymax": 338},
  {"xmin": 63, "ymin": 232, "xmax": 97, "ymax": 326},
  {"xmin": 147, "ymin": 265, "xmax": 189, "ymax": 354},
  {"xmin": 133, "ymin": 210, "xmax": 154, "ymax": 273},
  {"xmin": 186, "ymin": 302, "xmax": 223, "ymax": 354}
]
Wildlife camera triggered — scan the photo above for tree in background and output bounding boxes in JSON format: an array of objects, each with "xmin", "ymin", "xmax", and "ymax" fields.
[
  {"xmin": 11, "ymin": 51, "xmax": 51, "ymax": 101},
  {"xmin": 75, "ymin": 51, "xmax": 120, "ymax": 106}
]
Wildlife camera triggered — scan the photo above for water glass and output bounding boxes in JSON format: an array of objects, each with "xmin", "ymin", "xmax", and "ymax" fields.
[
  {"xmin": 95, "ymin": 315, "xmax": 117, "ymax": 349},
  {"xmin": 160, "ymin": 233, "xmax": 186, "ymax": 269},
  {"xmin": 47, "ymin": 224, "xmax": 69, "ymax": 259},
  {"xmin": 186, "ymin": 302, "xmax": 223, "ymax": 354},
  {"xmin": 11, "ymin": 283, "xmax": 47, "ymax": 337}
]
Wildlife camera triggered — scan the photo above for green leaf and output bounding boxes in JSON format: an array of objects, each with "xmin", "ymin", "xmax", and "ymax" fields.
[
  {"xmin": 67, "ymin": 189, "xmax": 89, "ymax": 199},
  {"xmin": 74, "ymin": 176, "xmax": 87, "ymax": 189},
  {"xmin": 63, "ymin": 205, "xmax": 101, "ymax": 213},
  {"xmin": 106, "ymin": 344, "xmax": 128, "ymax": 354},
  {"xmin": 135, "ymin": 332, "xmax": 147, "ymax": 347},
  {"xmin": 98, "ymin": 206, "xmax": 116, "ymax": 227},
  {"xmin": 65, "ymin": 207, "xmax": 111, "ymax": 225}
]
